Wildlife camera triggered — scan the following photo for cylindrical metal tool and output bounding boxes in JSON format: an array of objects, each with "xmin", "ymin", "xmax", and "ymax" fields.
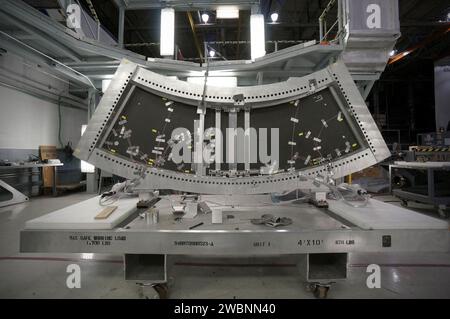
[{"xmin": 144, "ymin": 208, "xmax": 159, "ymax": 225}]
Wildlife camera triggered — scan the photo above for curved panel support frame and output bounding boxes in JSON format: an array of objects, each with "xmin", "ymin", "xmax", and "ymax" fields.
[{"xmin": 75, "ymin": 59, "xmax": 389, "ymax": 195}]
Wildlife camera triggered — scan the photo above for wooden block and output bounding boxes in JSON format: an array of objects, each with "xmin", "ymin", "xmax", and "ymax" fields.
[
  {"xmin": 94, "ymin": 206, "xmax": 118, "ymax": 220},
  {"xmin": 39, "ymin": 145, "xmax": 57, "ymax": 160},
  {"xmin": 39, "ymin": 145, "xmax": 57, "ymax": 188}
]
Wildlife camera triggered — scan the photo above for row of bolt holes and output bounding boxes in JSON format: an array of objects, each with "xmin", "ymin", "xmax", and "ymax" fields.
[
  {"xmin": 333, "ymin": 73, "xmax": 376, "ymax": 154},
  {"xmin": 89, "ymin": 72, "xmax": 133, "ymax": 152},
  {"xmin": 136, "ymin": 76, "xmax": 328, "ymax": 101},
  {"xmin": 95, "ymin": 151, "xmax": 369, "ymax": 185}
]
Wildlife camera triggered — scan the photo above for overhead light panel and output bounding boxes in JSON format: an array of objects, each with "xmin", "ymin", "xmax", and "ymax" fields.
[
  {"xmin": 216, "ymin": 6, "xmax": 239, "ymax": 19},
  {"xmin": 209, "ymin": 50, "xmax": 215, "ymax": 58},
  {"xmin": 160, "ymin": 8, "xmax": 175, "ymax": 56},
  {"xmin": 250, "ymin": 14, "xmax": 266, "ymax": 60}
]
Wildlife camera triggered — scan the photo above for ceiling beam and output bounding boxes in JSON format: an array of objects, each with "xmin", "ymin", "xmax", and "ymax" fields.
[
  {"xmin": 0, "ymin": 0, "xmax": 146, "ymax": 63},
  {"xmin": 0, "ymin": 11, "xmax": 83, "ymax": 62},
  {"xmin": 120, "ymin": 0, "xmax": 259, "ymax": 11},
  {"xmin": 0, "ymin": 35, "xmax": 93, "ymax": 88}
]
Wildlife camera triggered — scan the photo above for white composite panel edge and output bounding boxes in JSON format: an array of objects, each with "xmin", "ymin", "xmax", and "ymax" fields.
[
  {"xmin": 25, "ymin": 196, "xmax": 137, "ymax": 230},
  {"xmin": 328, "ymin": 198, "xmax": 448, "ymax": 230}
]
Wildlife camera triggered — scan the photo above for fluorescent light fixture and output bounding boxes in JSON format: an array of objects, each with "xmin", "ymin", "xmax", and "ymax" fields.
[
  {"xmin": 187, "ymin": 76, "xmax": 237, "ymax": 87},
  {"xmin": 250, "ymin": 14, "xmax": 266, "ymax": 60},
  {"xmin": 389, "ymin": 50, "xmax": 396, "ymax": 57},
  {"xmin": 216, "ymin": 6, "xmax": 239, "ymax": 19},
  {"xmin": 209, "ymin": 50, "xmax": 215, "ymax": 57},
  {"xmin": 81, "ymin": 125, "xmax": 95, "ymax": 173},
  {"xmin": 102, "ymin": 79, "xmax": 111, "ymax": 93},
  {"xmin": 270, "ymin": 12, "xmax": 279, "ymax": 23},
  {"xmin": 201, "ymin": 13, "xmax": 209, "ymax": 24},
  {"xmin": 160, "ymin": 8, "xmax": 175, "ymax": 56}
]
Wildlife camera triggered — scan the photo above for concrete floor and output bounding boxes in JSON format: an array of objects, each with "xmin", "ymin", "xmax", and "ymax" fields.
[{"xmin": 0, "ymin": 192, "xmax": 449, "ymax": 299}]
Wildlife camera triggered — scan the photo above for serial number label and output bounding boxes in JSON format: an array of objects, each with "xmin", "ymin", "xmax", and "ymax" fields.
[
  {"xmin": 298, "ymin": 239, "xmax": 323, "ymax": 246},
  {"xmin": 69, "ymin": 235, "xmax": 126, "ymax": 246},
  {"xmin": 174, "ymin": 241, "xmax": 214, "ymax": 247}
]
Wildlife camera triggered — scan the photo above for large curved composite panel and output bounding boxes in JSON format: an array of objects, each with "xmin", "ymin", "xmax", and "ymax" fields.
[{"xmin": 75, "ymin": 59, "xmax": 389, "ymax": 195}]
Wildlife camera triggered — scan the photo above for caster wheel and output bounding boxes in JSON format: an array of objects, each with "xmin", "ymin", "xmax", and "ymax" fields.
[
  {"xmin": 314, "ymin": 286, "xmax": 330, "ymax": 299},
  {"xmin": 152, "ymin": 283, "xmax": 169, "ymax": 299}
]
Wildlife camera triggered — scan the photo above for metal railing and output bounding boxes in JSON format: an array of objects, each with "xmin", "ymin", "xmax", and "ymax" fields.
[{"xmin": 319, "ymin": 0, "xmax": 345, "ymax": 44}]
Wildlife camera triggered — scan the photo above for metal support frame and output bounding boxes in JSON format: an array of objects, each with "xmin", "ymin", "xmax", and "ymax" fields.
[
  {"xmin": 0, "ymin": 180, "xmax": 29, "ymax": 208},
  {"xmin": 20, "ymin": 227, "xmax": 449, "ymax": 255},
  {"xmin": 20, "ymin": 197, "xmax": 449, "ymax": 254},
  {"xmin": 117, "ymin": 0, "xmax": 259, "ymax": 11},
  {"xmin": 75, "ymin": 59, "xmax": 390, "ymax": 195},
  {"xmin": 319, "ymin": 0, "xmax": 344, "ymax": 44}
]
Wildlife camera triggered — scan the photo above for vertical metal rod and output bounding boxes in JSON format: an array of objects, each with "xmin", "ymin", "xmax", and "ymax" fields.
[
  {"xmin": 319, "ymin": 18, "xmax": 323, "ymax": 41},
  {"xmin": 337, "ymin": 0, "xmax": 342, "ymax": 44},
  {"xmin": 244, "ymin": 109, "xmax": 250, "ymax": 171},
  {"xmin": 195, "ymin": 112, "xmax": 205, "ymax": 176},
  {"xmin": 118, "ymin": 6, "xmax": 125, "ymax": 48},
  {"xmin": 52, "ymin": 166, "xmax": 57, "ymax": 196},
  {"xmin": 228, "ymin": 111, "xmax": 237, "ymax": 171},
  {"xmin": 215, "ymin": 109, "xmax": 222, "ymax": 171}
]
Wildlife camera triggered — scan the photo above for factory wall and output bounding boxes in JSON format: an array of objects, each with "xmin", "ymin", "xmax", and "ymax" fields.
[
  {"xmin": 0, "ymin": 52, "xmax": 88, "ymax": 160},
  {"xmin": 0, "ymin": 52, "xmax": 88, "ymax": 194},
  {"xmin": 0, "ymin": 85, "xmax": 87, "ymax": 153}
]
